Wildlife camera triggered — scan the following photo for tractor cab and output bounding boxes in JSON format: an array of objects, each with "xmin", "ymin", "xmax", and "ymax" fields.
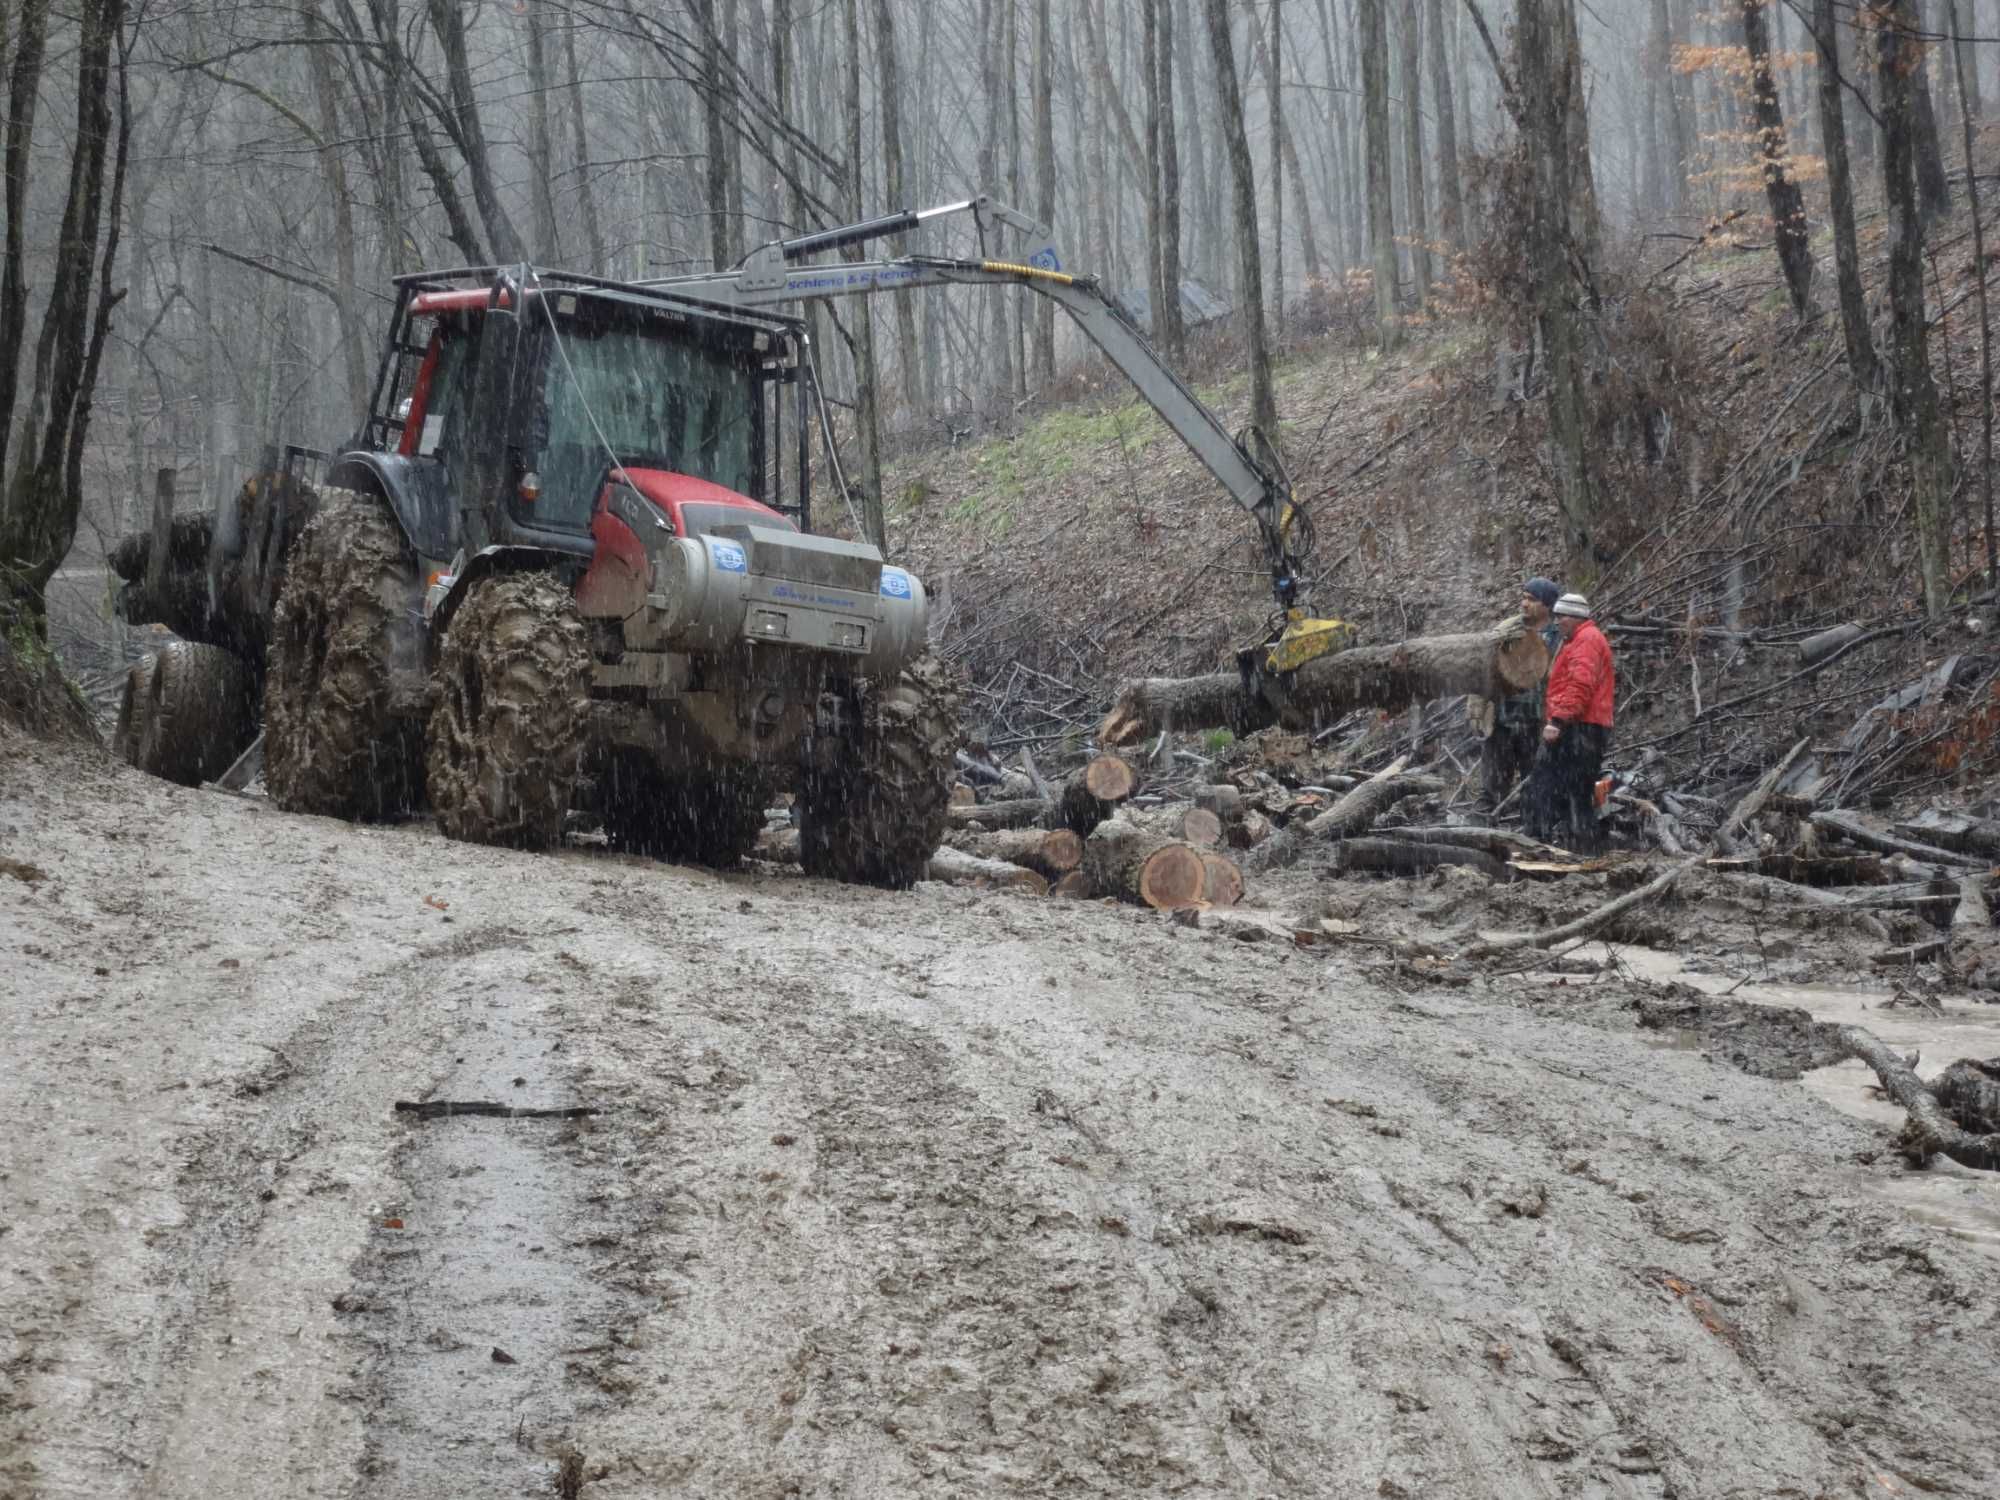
[{"xmin": 337, "ymin": 269, "xmax": 815, "ymax": 576}]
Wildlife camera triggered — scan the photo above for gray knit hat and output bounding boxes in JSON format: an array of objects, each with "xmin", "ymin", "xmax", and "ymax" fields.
[
  {"xmin": 1522, "ymin": 577, "xmax": 1561, "ymax": 609},
  {"xmin": 1553, "ymin": 592, "xmax": 1592, "ymax": 619}
]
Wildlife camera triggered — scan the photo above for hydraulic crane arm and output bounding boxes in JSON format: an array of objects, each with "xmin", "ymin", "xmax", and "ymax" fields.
[{"xmin": 638, "ymin": 196, "xmax": 1326, "ymax": 639}]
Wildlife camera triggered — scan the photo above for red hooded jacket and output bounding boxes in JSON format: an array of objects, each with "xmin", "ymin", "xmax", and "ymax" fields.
[{"xmin": 1544, "ymin": 618, "xmax": 1614, "ymax": 729}]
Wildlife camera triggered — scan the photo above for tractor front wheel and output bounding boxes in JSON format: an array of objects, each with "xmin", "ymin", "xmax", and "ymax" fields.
[
  {"xmin": 799, "ymin": 653, "xmax": 961, "ymax": 889},
  {"xmin": 427, "ymin": 572, "xmax": 589, "ymax": 850}
]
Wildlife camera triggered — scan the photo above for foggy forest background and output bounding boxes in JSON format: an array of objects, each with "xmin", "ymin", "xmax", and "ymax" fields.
[{"xmin": 0, "ymin": 0, "xmax": 1992, "ymax": 635}]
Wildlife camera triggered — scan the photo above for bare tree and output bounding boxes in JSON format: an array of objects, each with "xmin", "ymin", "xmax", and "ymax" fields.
[
  {"xmin": 1360, "ymin": 0, "xmax": 1401, "ymax": 348},
  {"xmin": 1201, "ymin": 0, "xmax": 1278, "ymax": 438},
  {"xmin": 873, "ymin": 0, "xmax": 920, "ymax": 398},
  {"xmin": 1812, "ymin": 0, "xmax": 1878, "ymax": 391},
  {"xmin": 842, "ymin": 0, "xmax": 884, "ymax": 545},
  {"xmin": 1874, "ymin": 0, "xmax": 1953, "ymax": 616},
  {"xmin": 1155, "ymin": 0, "xmax": 1186, "ymax": 359},
  {"xmin": 1427, "ymin": 0, "xmax": 1464, "ymax": 248},
  {"xmin": 1740, "ymin": 0, "xmax": 1812, "ymax": 315}
]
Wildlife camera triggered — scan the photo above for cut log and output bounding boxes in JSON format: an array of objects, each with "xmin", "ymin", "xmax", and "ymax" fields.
[
  {"xmin": 1330, "ymin": 837, "xmax": 1509, "ymax": 881},
  {"xmin": 1799, "ymin": 621, "xmax": 1866, "ymax": 670},
  {"xmin": 1081, "ymin": 818, "xmax": 1209, "ymax": 908},
  {"xmin": 1178, "ymin": 807, "xmax": 1224, "ymax": 847},
  {"xmin": 1871, "ymin": 939, "xmax": 1949, "ymax": 966},
  {"xmin": 925, "ymin": 845, "xmax": 1049, "ymax": 894},
  {"xmin": 1199, "ymin": 850, "xmax": 1245, "ymax": 906},
  {"xmin": 1809, "ymin": 810, "xmax": 1988, "ymax": 869},
  {"xmin": 949, "ymin": 783, "xmax": 978, "ymax": 807},
  {"xmin": 945, "ymin": 798, "xmax": 1054, "ymax": 831},
  {"xmin": 1954, "ymin": 874, "xmax": 1993, "ymax": 936},
  {"xmin": 950, "ymin": 826, "xmax": 1085, "ymax": 880},
  {"xmin": 1461, "ymin": 857, "xmax": 1701, "ymax": 959},
  {"xmin": 1390, "ymin": 825, "xmax": 1567, "ymax": 862},
  {"xmin": 1702, "ymin": 852, "xmax": 1888, "ymax": 886},
  {"xmin": 1097, "ymin": 621, "xmax": 1551, "ymax": 746},
  {"xmin": 955, "ymin": 750, "xmax": 1007, "ymax": 786},
  {"xmin": 1056, "ymin": 753, "xmax": 1139, "ymax": 834},
  {"xmin": 1051, "ymin": 871, "xmax": 1092, "ymax": 898},
  {"xmin": 1892, "ymin": 813, "xmax": 2000, "ymax": 857}
]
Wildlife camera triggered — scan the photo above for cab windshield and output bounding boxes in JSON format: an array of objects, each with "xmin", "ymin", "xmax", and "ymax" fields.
[{"xmin": 536, "ymin": 316, "xmax": 760, "ymax": 531}]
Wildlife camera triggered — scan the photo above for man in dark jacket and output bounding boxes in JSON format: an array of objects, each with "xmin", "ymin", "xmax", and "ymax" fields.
[
  {"xmin": 1475, "ymin": 577, "xmax": 1563, "ymax": 821},
  {"xmin": 1525, "ymin": 593, "xmax": 1615, "ymax": 853}
]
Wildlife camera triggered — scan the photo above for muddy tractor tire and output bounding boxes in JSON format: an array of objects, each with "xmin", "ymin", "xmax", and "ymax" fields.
[
  {"xmin": 265, "ymin": 491, "xmax": 426, "ymax": 819},
  {"xmin": 427, "ymin": 572, "xmax": 590, "ymax": 850},
  {"xmin": 114, "ymin": 642, "xmax": 256, "ymax": 786},
  {"xmin": 800, "ymin": 653, "xmax": 962, "ymax": 889},
  {"xmin": 599, "ymin": 752, "xmax": 771, "ymax": 868}
]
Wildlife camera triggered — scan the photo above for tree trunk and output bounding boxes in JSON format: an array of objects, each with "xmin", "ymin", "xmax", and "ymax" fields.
[
  {"xmin": 1947, "ymin": 0, "xmax": 1996, "ymax": 590},
  {"xmin": 1558, "ymin": 0, "xmax": 1601, "ymax": 266},
  {"xmin": 1033, "ymin": 0, "xmax": 1059, "ymax": 379},
  {"xmin": 425, "ymin": 0, "xmax": 522, "ymax": 261},
  {"xmin": 1913, "ymin": 0, "xmax": 1953, "ymax": 223},
  {"xmin": 694, "ymin": 0, "xmax": 732, "ymax": 268},
  {"xmin": 0, "ymin": 0, "xmax": 50, "ymax": 491},
  {"xmin": 302, "ymin": 1, "xmax": 369, "ymax": 418},
  {"xmin": 1815, "ymin": 0, "xmax": 1879, "ymax": 391},
  {"xmin": 1399, "ymin": 1, "xmax": 1431, "ymax": 308},
  {"xmin": 1661, "ymin": 0, "xmax": 1693, "ymax": 214},
  {"xmin": 873, "ymin": 0, "xmax": 921, "ymax": 405},
  {"xmin": 1268, "ymin": 0, "xmax": 1285, "ymax": 327},
  {"xmin": 562, "ymin": 13, "xmax": 605, "ymax": 270},
  {"xmin": 1202, "ymin": 0, "xmax": 1279, "ymax": 437},
  {"xmin": 926, "ymin": 845, "xmax": 1049, "ymax": 894},
  {"xmin": 1428, "ymin": 0, "xmax": 1463, "ymax": 247},
  {"xmin": 1098, "ymin": 620, "xmax": 1551, "ymax": 744},
  {"xmin": 1876, "ymin": 0, "xmax": 1954, "ymax": 618},
  {"xmin": 982, "ymin": 0, "xmax": 1015, "ymax": 405},
  {"xmin": 949, "ymin": 827, "xmax": 1085, "ymax": 880},
  {"xmin": 1740, "ymin": 0, "xmax": 1813, "ymax": 315},
  {"xmin": 1359, "ymin": 0, "xmax": 1401, "ymax": 347},
  {"xmin": 524, "ymin": 0, "xmax": 561, "ymax": 261},
  {"xmin": 841, "ymin": 0, "xmax": 884, "ymax": 546},
  {"xmin": 1247, "ymin": 13, "xmax": 1322, "ymax": 290},
  {"xmin": 1517, "ymin": 0, "xmax": 1598, "ymax": 568},
  {"xmin": 1155, "ymin": 0, "xmax": 1186, "ymax": 358},
  {"xmin": 1142, "ymin": 0, "xmax": 1170, "ymax": 348}
]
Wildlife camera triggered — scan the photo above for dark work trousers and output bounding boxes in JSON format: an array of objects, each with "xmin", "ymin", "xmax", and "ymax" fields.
[
  {"xmin": 1478, "ymin": 721, "xmax": 1539, "ymax": 814},
  {"xmin": 1524, "ymin": 722, "xmax": 1608, "ymax": 853}
]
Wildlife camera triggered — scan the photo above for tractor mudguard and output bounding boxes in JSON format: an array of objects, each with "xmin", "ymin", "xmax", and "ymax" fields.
[
  {"xmin": 424, "ymin": 545, "xmax": 568, "ymax": 637},
  {"xmin": 328, "ymin": 451, "xmax": 457, "ymax": 561}
]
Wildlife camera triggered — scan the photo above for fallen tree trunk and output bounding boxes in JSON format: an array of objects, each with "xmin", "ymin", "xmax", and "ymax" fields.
[
  {"xmin": 1329, "ymin": 837, "xmax": 1509, "ymax": 881},
  {"xmin": 1460, "ymin": 857, "xmax": 1700, "ymax": 959},
  {"xmin": 944, "ymin": 798, "xmax": 1052, "ymax": 831},
  {"xmin": 1246, "ymin": 758, "xmax": 1445, "ymax": 873},
  {"xmin": 1835, "ymin": 1026, "xmax": 2000, "ymax": 1169},
  {"xmin": 1391, "ymin": 825, "xmax": 1567, "ymax": 862},
  {"xmin": 1081, "ymin": 818, "xmax": 1211, "ymax": 909},
  {"xmin": 1715, "ymin": 736, "xmax": 1810, "ymax": 853},
  {"xmin": 1809, "ymin": 811, "xmax": 1988, "ymax": 870},
  {"xmin": 925, "ymin": 845, "xmax": 1049, "ymax": 894},
  {"xmin": 1097, "ymin": 622, "xmax": 1550, "ymax": 746},
  {"xmin": 949, "ymin": 826, "xmax": 1084, "ymax": 880}
]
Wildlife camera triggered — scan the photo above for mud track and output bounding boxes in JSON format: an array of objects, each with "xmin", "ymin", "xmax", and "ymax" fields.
[{"xmin": 4, "ymin": 730, "xmax": 1998, "ymax": 1498}]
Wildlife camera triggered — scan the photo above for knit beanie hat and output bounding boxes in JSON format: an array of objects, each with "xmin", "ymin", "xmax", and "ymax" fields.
[
  {"xmin": 1523, "ymin": 577, "xmax": 1561, "ymax": 608},
  {"xmin": 1553, "ymin": 593, "xmax": 1592, "ymax": 619}
]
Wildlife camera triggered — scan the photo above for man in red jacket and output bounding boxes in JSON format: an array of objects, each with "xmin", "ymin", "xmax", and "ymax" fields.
[{"xmin": 1525, "ymin": 593, "xmax": 1615, "ymax": 853}]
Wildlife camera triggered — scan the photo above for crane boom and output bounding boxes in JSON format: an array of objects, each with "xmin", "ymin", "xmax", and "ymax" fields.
[{"xmin": 638, "ymin": 195, "xmax": 1319, "ymax": 622}]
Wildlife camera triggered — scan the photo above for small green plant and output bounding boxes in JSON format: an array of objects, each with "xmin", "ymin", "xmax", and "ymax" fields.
[{"xmin": 1203, "ymin": 727, "xmax": 1236, "ymax": 754}]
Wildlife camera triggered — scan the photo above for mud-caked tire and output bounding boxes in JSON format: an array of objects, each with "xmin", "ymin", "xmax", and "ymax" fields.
[
  {"xmin": 265, "ymin": 491, "xmax": 425, "ymax": 819},
  {"xmin": 114, "ymin": 642, "xmax": 257, "ymax": 786},
  {"xmin": 427, "ymin": 572, "xmax": 590, "ymax": 850},
  {"xmin": 799, "ymin": 653, "xmax": 961, "ymax": 889},
  {"xmin": 599, "ymin": 751, "xmax": 771, "ymax": 868}
]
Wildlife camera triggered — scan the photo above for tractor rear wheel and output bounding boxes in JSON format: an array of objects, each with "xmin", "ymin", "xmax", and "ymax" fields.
[
  {"xmin": 265, "ymin": 491, "xmax": 425, "ymax": 819},
  {"xmin": 599, "ymin": 752, "xmax": 770, "ymax": 867},
  {"xmin": 115, "ymin": 642, "xmax": 256, "ymax": 786},
  {"xmin": 799, "ymin": 653, "xmax": 961, "ymax": 889},
  {"xmin": 427, "ymin": 572, "xmax": 589, "ymax": 850}
]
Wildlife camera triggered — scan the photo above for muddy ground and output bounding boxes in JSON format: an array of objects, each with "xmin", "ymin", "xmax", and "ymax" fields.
[{"xmin": 5, "ymin": 731, "xmax": 2000, "ymax": 1500}]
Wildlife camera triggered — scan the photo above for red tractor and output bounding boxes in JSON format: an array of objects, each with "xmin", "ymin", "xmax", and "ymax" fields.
[{"xmin": 261, "ymin": 266, "xmax": 957, "ymax": 887}]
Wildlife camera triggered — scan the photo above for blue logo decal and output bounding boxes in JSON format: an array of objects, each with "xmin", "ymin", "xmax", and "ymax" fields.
[
  {"xmin": 709, "ymin": 539, "xmax": 747, "ymax": 573},
  {"xmin": 880, "ymin": 568, "xmax": 913, "ymax": 600},
  {"xmin": 1028, "ymin": 248, "xmax": 1062, "ymax": 273}
]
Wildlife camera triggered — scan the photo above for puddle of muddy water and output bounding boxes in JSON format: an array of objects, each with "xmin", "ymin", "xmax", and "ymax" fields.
[{"xmin": 1570, "ymin": 942, "xmax": 2000, "ymax": 1265}]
